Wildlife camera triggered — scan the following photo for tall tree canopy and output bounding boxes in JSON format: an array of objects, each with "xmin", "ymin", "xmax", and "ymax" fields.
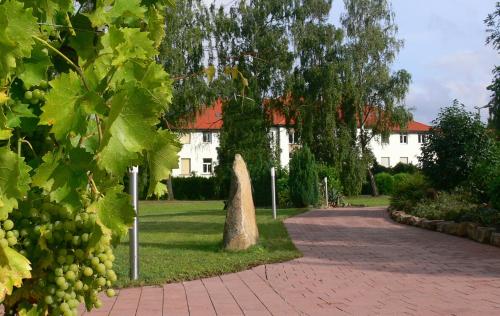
[
  {"xmin": 340, "ymin": 0, "xmax": 412, "ymax": 195},
  {"xmin": 486, "ymin": 1, "xmax": 500, "ymax": 135}
]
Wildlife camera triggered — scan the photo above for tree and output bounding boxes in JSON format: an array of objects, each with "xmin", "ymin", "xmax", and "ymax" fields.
[
  {"xmin": 209, "ymin": 0, "xmax": 295, "ymax": 204},
  {"xmin": 288, "ymin": 146, "xmax": 319, "ymax": 207},
  {"xmin": 419, "ymin": 101, "xmax": 495, "ymax": 191},
  {"xmin": 485, "ymin": 2, "xmax": 500, "ymax": 135},
  {"xmin": 0, "ymin": 0, "xmax": 179, "ymax": 314},
  {"xmin": 340, "ymin": 0, "xmax": 412, "ymax": 196}
]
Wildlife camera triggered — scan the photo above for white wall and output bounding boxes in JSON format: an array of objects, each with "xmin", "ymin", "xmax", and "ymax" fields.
[
  {"xmin": 171, "ymin": 131, "xmax": 220, "ymax": 177},
  {"xmin": 172, "ymin": 128, "xmax": 424, "ymax": 177},
  {"xmin": 369, "ymin": 133, "xmax": 424, "ymax": 167}
]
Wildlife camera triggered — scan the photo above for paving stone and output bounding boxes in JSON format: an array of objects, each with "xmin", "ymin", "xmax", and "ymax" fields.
[{"xmin": 76, "ymin": 207, "xmax": 500, "ymax": 316}]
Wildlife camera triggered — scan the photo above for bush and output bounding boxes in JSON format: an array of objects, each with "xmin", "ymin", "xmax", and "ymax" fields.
[
  {"xmin": 316, "ymin": 163, "xmax": 343, "ymax": 204},
  {"xmin": 419, "ymin": 101, "xmax": 496, "ymax": 191},
  {"xmin": 275, "ymin": 168, "xmax": 291, "ymax": 208},
  {"xmin": 375, "ymin": 172, "xmax": 394, "ymax": 195},
  {"xmin": 171, "ymin": 177, "xmax": 221, "ymax": 200},
  {"xmin": 410, "ymin": 190, "xmax": 478, "ymax": 221},
  {"xmin": 390, "ymin": 173, "xmax": 431, "ymax": 211},
  {"xmin": 392, "ymin": 163, "xmax": 419, "ymax": 174},
  {"xmin": 490, "ymin": 175, "xmax": 500, "ymax": 210},
  {"xmin": 393, "ymin": 173, "xmax": 411, "ymax": 189},
  {"xmin": 289, "ymin": 146, "xmax": 319, "ymax": 207}
]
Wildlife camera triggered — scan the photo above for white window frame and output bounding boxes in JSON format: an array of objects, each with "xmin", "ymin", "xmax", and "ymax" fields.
[
  {"xmin": 202, "ymin": 131, "xmax": 212, "ymax": 143},
  {"xmin": 288, "ymin": 130, "xmax": 297, "ymax": 144},
  {"xmin": 418, "ymin": 134, "xmax": 427, "ymax": 143},
  {"xmin": 202, "ymin": 158, "xmax": 213, "ymax": 174},
  {"xmin": 400, "ymin": 133, "xmax": 408, "ymax": 144},
  {"xmin": 400, "ymin": 157, "xmax": 408, "ymax": 164}
]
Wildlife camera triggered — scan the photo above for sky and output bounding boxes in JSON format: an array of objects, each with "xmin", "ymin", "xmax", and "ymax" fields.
[{"xmin": 330, "ymin": 0, "xmax": 499, "ymax": 124}]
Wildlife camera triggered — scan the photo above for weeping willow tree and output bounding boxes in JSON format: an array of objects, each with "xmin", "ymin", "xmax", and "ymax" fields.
[{"xmin": 340, "ymin": 0, "xmax": 412, "ymax": 196}]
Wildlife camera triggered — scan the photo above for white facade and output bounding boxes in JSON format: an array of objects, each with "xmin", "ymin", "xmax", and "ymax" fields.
[
  {"xmin": 369, "ymin": 132, "xmax": 425, "ymax": 167},
  {"xmin": 171, "ymin": 127, "xmax": 426, "ymax": 177}
]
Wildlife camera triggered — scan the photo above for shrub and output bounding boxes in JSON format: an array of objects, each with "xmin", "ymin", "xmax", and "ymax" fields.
[
  {"xmin": 490, "ymin": 175, "xmax": 500, "ymax": 210},
  {"xmin": 392, "ymin": 163, "xmax": 419, "ymax": 174},
  {"xmin": 390, "ymin": 173, "xmax": 431, "ymax": 211},
  {"xmin": 316, "ymin": 163, "xmax": 343, "ymax": 204},
  {"xmin": 393, "ymin": 173, "xmax": 411, "ymax": 189},
  {"xmin": 289, "ymin": 146, "xmax": 319, "ymax": 207},
  {"xmin": 375, "ymin": 172, "xmax": 394, "ymax": 195},
  {"xmin": 275, "ymin": 168, "xmax": 291, "ymax": 208},
  {"xmin": 171, "ymin": 177, "xmax": 221, "ymax": 200},
  {"xmin": 419, "ymin": 101, "xmax": 496, "ymax": 191},
  {"xmin": 410, "ymin": 190, "xmax": 478, "ymax": 221}
]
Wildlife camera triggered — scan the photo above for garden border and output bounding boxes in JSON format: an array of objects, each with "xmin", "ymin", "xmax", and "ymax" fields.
[{"xmin": 388, "ymin": 209, "xmax": 500, "ymax": 248}]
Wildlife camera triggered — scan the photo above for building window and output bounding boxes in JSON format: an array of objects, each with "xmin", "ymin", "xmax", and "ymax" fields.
[
  {"xmin": 179, "ymin": 133, "xmax": 191, "ymax": 144},
  {"xmin": 400, "ymin": 133, "xmax": 408, "ymax": 144},
  {"xmin": 418, "ymin": 134, "xmax": 427, "ymax": 143},
  {"xmin": 202, "ymin": 158, "xmax": 213, "ymax": 174},
  {"xmin": 202, "ymin": 131, "xmax": 212, "ymax": 143},
  {"xmin": 400, "ymin": 157, "xmax": 408, "ymax": 164},
  {"xmin": 181, "ymin": 158, "xmax": 191, "ymax": 175},
  {"xmin": 381, "ymin": 157, "xmax": 390, "ymax": 168}
]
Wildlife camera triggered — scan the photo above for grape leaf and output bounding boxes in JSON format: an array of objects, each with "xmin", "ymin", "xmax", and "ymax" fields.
[
  {"xmin": 97, "ymin": 87, "xmax": 158, "ymax": 175},
  {"xmin": 17, "ymin": 45, "xmax": 52, "ymax": 87},
  {"xmin": 0, "ymin": 147, "xmax": 31, "ymax": 220},
  {"xmin": 0, "ymin": 0, "xmax": 38, "ymax": 80},
  {"xmin": 0, "ymin": 105, "xmax": 12, "ymax": 140},
  {"xmin": 0, "ymin": 246, "xmax": 32, "ymax": 302},
  {"xmin": 100, "ymin": 27, "xmax": 156, "ymax": 66},
  {"xmin": 89, "ymin": 186, "xmax": 135, "ymax": 238},
  {"xmin": 31, "ymin": 151, "xmax": 87, "ymax": 211},
  {"xmin": 39, "ymin": 71, "xmax": 86, "ymax": 140},
  {"xmin": 145, "ymin": 6, "xmax": 165, "ymax": 48},
  {"xmin": 147, "ymin": 130, "xmax": 180, "ymax": 197}
]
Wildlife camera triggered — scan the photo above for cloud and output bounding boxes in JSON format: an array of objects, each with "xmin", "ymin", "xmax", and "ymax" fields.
[{"xmin": 406, "ymin": 48, "xmax": 497, "ymax": 124}]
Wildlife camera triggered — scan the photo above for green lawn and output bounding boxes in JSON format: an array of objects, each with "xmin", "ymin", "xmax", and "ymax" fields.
[
  {"xmin": 345, "ymin": 195, "xmax": 390, "ymax": 207},
  {"xmin": 113, "ymin": 200, "xmax": 306, "ymax": 288}
]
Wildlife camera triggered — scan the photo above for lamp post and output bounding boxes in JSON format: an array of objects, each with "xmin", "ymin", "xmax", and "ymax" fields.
[
  {"xmin": 324, "ymin": 177, "xmax": 328, "ymax": 208},
  {"xmin": 271, "ymin": 167, "xmax": 277, "ymax": 219},
  {"xmin": 129, "ymin": 166, "xmax": 139, "ymax": 280}
]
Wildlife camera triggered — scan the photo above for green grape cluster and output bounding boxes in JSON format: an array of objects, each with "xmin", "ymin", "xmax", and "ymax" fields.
[
  {"xmin": 5, "ymin": 203, "xmax": 117, "ymax": 316},
  {"xmin": 23, "ymin": 79, "xmax": 48, "ymax": 105}
]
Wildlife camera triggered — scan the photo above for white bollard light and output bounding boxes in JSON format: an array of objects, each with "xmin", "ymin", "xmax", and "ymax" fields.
[
  {"xmin": 324, "ymin": 177, "xmax": 328, "ymax": 208},
  {"xmin": 271, "ymin": 167, "xmax": 277, "ymax": 219},
  {"xmin": 129, "ymin": 166, "xmax": 139, "ymax": 280}
]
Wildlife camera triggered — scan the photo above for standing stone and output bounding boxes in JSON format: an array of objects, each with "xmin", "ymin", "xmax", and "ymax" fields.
[{"xmin": 223, "ymin": 154, "xmax": 259, "ymax": 250}]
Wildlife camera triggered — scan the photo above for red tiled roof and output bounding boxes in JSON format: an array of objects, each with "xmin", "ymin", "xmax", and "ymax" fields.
[{"xmin": 178, "ymin": 100, "xmax": 430, "ymax": 132}]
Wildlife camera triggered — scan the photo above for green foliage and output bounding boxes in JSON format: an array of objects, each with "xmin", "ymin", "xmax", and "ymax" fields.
[
  {"xmin": 340, "ymin": 0, "xmax": 412, "ymax": 195},
  {"xmin": 170, "ymin": 177, "xmax": 220, "ymax": 200},
  {"xmin": 374, "ymin": 172, "xmax": 394, "ymax": 195},
  {"xmin": 410, "ymin": 190, "xmax": 478, "ymax": 222},
  {"xmin": 419, "ymin": 101, "xmax": 496, "ymax": 192},
  {"xmin": 288, "ymin": 146, "xmax": 319, "ymax": 207},
  {"xmin": 276, "ymin": 169, "xmax": 291, "ymax": 208},
  {"xmin": 393, "ymin": 173, "xmax": 411, "ymax": 189},
  {"xmin": 316, "ymin": 163, "xmax": 343, "ymax": 204},
  {"xmin": 0, "ymin": 0, "xmax": 179, "ymax": 314},
  {"xmin": 485, "ymin": 3, "xmax": 500, "ymax": 134},
  {"xmin": 215, "ymin": 96, "xmax": 273, "ymax": 206},
  {"xmin": 390, "ymin": 173, "xmax": 431, "ymax": 212},
  {"xmin": 490, "ymin": 175, "xmax": 500, "ymax": 210},
  {"xmin": 392, "ymin": 163, "xmax": 419, "ymax": 174}
]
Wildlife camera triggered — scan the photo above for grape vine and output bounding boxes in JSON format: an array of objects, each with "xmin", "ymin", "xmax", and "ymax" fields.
[{"xmin": 0, "ymin": 0, "xmax": 179, "ymax": 315}]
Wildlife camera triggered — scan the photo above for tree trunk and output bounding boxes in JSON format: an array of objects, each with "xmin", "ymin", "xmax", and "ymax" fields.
[
  {"xmin": 167, "ymin": 175, "xmax": 175, "ymax": 200},
  {"xmin": 367, "ymin": 168, "xmax": 379, "ymax": 196}
]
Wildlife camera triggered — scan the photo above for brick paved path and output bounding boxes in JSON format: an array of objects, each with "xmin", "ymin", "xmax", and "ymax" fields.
[{"xmin": 80, "ymin": 207, "xmax": 500, "ymax": 315}]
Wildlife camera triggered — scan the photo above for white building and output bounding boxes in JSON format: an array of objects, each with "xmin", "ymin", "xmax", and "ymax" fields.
[{"xmin": 171, "ymin": 102, "xmax": 430, "ymax": 177}]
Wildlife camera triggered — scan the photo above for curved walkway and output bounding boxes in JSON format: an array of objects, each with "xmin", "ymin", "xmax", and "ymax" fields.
[{"xmin": 83, "ymin": 207, "xmax": 500, "ymax": 315}]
